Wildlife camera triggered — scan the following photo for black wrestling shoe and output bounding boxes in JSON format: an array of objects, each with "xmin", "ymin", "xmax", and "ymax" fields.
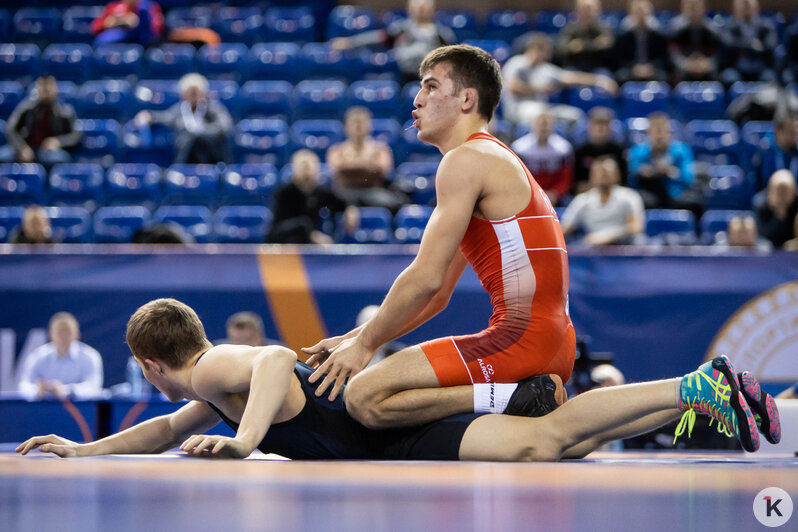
[{"xmin": 503, "ymin": 374, "xmax": 568, "ymax": 417}]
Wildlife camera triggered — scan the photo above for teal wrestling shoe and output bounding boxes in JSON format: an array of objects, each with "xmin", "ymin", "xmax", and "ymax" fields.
[
  {"xmin": 674, "ymin": 355, "xmax": 760, "ymax": 453},
  {"xmin": 738, "ymin": 371, "xmax": 781, "ymax": 445}
]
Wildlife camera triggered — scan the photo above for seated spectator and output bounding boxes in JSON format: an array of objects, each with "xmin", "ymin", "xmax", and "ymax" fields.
[
  {"xmin": 10, "ymin": 206, "xmax": 54, "ymax": 244},
  {"xmin": 135, "ymin": 73, "xmax": 232, "ymax": 165},
  {"xmin": 91, "ymin": 0, "xmax": 163, "ymax": 46},
  {"xmin": 511, "ymin": 110, "xmax": 575, "ymax": 206},
  {"xmin": 557, "ymin": 0, "xmax": 614, "ymax": 74},
  {"xmin": 502, "ymin": 32, "xmax": 617, "ymax": 125},
  {"xmin": 613, "ymin": 0, "xmax": 670, "ymax": 83},
  {"xmin": 220, "ymin": 311, "xmax": 282, "ymax": 347},
  {"xmin": 327, "ymin": 106, "xmax": 407, "ymax": 213},
  {"xmin": 331, "ymin": 0, "xmax": 456, "ymax": 84},
  {"xmin": 269, "ymin": 149, "xmax": 359, "ymax": 244},
  {"xmin": 668, "ymin": 0, "xmax": 724, "ymax": 82},
  {"xmin": 714, "ymin": 214, "xmax": 772, "ymax": 251},
  {"xmin": 573, "ymin": 107, "xmax": 627, "ymax": 195},
  {"xmin": 752, "ymin": 114, "xmax": 798, "ymax": 192},
  {"xmin": 783, "ymin": 214, "xmax": 798, "ymax": 251},
  {"xmin": 0, "ymin": 76, "xmax": 82, "ymax": 167},
  {"xmin": 17, "ymin": 312, "xmax": 103, "ymax": 400},
  {"xmin": 561, "ymin": 156, "xmax": 644, "ymax": 245},
  {"xmin": 755, "ymin": 169, "xmax": 798, "ymax": 248},
  {"xmin": 720, "ymin": 0, "xmax": 778, "ymax": 84},
  {"xmin": 628, "ymin": 112, "xmax": 698, "ymax": 211}
]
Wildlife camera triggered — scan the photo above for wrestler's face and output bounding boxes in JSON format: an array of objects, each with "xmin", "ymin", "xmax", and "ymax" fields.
[{"xmin": 412, "ymin": 63, "xmax": 463, "ymax": 146}]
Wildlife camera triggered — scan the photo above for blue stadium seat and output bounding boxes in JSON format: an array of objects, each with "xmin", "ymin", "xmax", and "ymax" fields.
[
  {"xmin": 625, "ymin": 117, "xmax": 684, "ymax": 145},
  {"xmin": 106, "ymin": 163, "xmax": 163, "ymax": 206},
  {"xmin": 46, "ymin": 206, "xmax": 92, "ymax": 243},
  {"xmin": 683, "ymin": 119, "xmax": 740, "ymax": 165},
  {"xmin": 234, "ymin": 119, "xmax": 290, "ymax": 166},
  {"xmin": 48, "ymin": 163, "xmax": 105, "ymax": 209},
  {"xmin": 198, "ymin": 43, "xmax": 249, "ymax": 82},
  {"xmin": 699, "ymin": 209, "xmax": 755, "ymax": 244},
  {"xmin": 163, "ymin": 164, "xmax": 220, "ymax": 206},
  {"xmin": 0, "ymin": 205, "xmax": 24, "ymax": 242},
  {"xmin": 249, "ymin": 42, "xmax": 302, "ymax": 83},
  {"xmin": 74, "ymin": 119, "xmax": 120, "ymax": 167},
  {"xmin": 221, "ymin": 163, "xmax": 279, "ymax": 205},
  {"xmin": 0, "ymin": 10, "xmax": 9, "ymax": 42},
  {"xmin": 290, "ymin": 119, "xmax": 345, "ymax": 159},
  {"xmin": 52, "ymin": 81, "xmax": 79, "ymax": 110},
  {"xmin": 341, "ymin": 206, "xmax": 393, "ymax": 244},
  {"xmin": 535, "ymin": 10, "xmax": 569, "ymax": 34},
  {"xmin": 394, "ymin": 204, "xmax": 433, "ymax": 243},
  {"xmin": 164, "ymin": 6, "xmax": 213, "ymax": 30},
  {"xmin": 728, "ymin": 81, "xmax": 768, "ymax": 103},
  {"xmin": 120, "ymin": 120, "xmax": 175, "ymax": 168},
  {"xmin": 349, "ymin": 80, "xmax": 400, "ymax": 119},
  {"xmin": 394, "ymin": 161, "xmax": 438, "ymax": 205},
  {"xmin": 0, "ymin": 163, "xmax": 45, "ymax": 205},
  {"xmin": 0, "ymin": 44, "xmax": 40, "ymax": 82},
  {"xmin": 0, "ymin": 81, "xmax": 24, "ymax": 118},
  {"xmin": 462, "ymin": 40, "xmax": 511, "ymax": 65},
  {"xmin": 0, "ymin": 119, "xmax": 5, "ymax": 146},
  {"xmin": 703, "ymin": 165, "xmax": 752, "ymax": 210},
  {"xmin": 214, "ymin": 7, "xmax": 265, "ymax": 46},
  {"xmin": 673, "ymin": 82, "xmax": 726, "ymax": 120},
  {"xmin": 484, "ymin": 10, "xmax": 532, "ymax": 43},
  {"xmin": 645, "ymin": 209, "xmax": 697, "ymax": 245},
  {"xmin": 63, "ymin": 6, "xmax": 103, "ymax": 43},
  {"xmin": 239, "ymin": 80, "xmax": 294, "ymax": 119},
  {"xmin": 435, "ymin": 10, "xmax": 479, "ymax": 41},
  {"xmin": 93, "ymin": 205, "xmax": 151, "ymax": 243},
  {"xmin": 42, "ymin": 44, "xmax": 92, "ymax": 83},
  {"xmin": 740, "ymin": 120, "xmax": 773, "ymax": 161},
  {"xmin": 77, "ymin": 80, "xmax": 132, "ymax": 120},
  {"xmin": 620, "ymin": 82, "xmax": 670, "ymax": 119},
  {"xmin": 327, "ymin": 5, "xmax": 378, "ymax": 39},
  {"xmin": 299, "ymin": 43, "xmax": 364, "ymax": 82},
  {"xmin": 132, "ymin": 79, "xmax": 180, "ymax": 113},
  {"xmin": 567, "ymin": 85, "xmax": 617, "ymax": 113},
  {"xmin": 13, "ymin": 8, "xmax": 61, "ymax": 45},
  {"xmin": 600, "ymin": 11, "xmax": 624, "ymax": 31},
  {"xmin": 360, "ymin": 49, "xmax": 400, "ymax": 82},
  {"xmin": 213, "ymin": 205, "xmax": 273, "ymax": 243},
  {"xmin": 400, "ymin": 81, "xmax": 420, "ymax": 121},
  {"xmin": 92, "ymin": 44, "xmax": 144, "ymax": 80},
  {"xmin": 370, "ymin": 118, "xmax": 401, "ymax": 147},
  {"xmin": 207, "ymin": 80, "xmax": 240, "ymax": 120},
  {"xmin": 381, "ymin": 9, "xmax": 406, "ymax": 28},
  {"xmin": 145, "ymin": 45, "xmax": 196, "ymax": 79},
  {"xmin": 152, "ymin": 205, "xmax": 213, "ymax": 243},
  {"xmin": 264, "ymin": 7, "xmax": 317, "ymax": 43},
  {"xmin": 398, "ymin": 119, "xmax": 442, "ymax": 164},
  {"xmin": 294, "ymin": 80, "xmax": 348, "ymax": 120}
]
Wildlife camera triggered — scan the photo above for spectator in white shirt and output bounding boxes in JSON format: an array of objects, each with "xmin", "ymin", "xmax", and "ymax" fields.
[
  {"xmin": 18, "ymin": 312, "xmax": 104, "ymax": 400},
  {"xmin": 561, "ymin": 156, "xmax": 645, "ymax": 245}
]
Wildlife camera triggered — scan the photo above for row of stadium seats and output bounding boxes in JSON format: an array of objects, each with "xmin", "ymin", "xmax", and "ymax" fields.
[
  {"xmin": 1, "ymin": 6, "xmax": 791, "ymax": 46},
  {"xmin": 0, "ymin": 203, "xmax": 757, "ymax": 246}
]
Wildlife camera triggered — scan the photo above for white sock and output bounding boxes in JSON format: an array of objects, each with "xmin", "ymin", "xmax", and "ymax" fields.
[{"xmin": 473, "ymin": 383, "xmax": 519, "ymax": 414}]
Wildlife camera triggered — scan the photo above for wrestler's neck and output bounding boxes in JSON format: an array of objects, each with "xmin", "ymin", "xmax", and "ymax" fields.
[{"xmin": 436, "ymin": 117, "xmax": 490, "ymax": 154}]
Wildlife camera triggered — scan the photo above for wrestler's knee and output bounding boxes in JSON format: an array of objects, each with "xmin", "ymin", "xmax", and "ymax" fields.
[{"xmin": 343, "ymin": 374, "xmax": 384, "ymax": 429}]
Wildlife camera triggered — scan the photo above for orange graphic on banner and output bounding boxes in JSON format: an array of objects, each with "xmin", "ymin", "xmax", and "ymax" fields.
[{"xmin": 257, "ymin": 253, "xmax": 328, "ymax": 360}]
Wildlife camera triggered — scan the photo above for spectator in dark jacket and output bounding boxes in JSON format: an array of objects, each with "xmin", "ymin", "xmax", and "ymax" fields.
[
  {"xmin": 0, "ymin": 76, "xmax": 82, "ymax": 167},
  {"xmin": 135, "ymin": 73, "xmax": 232, "ymax": 165},
  {"xmin": 613, "ymin": 0, "xmax": 670, "ymax": 83},
  {"xmin": 668, "ymin": 0, "xmax": 724, "ymax": 82},
  {"xmin": 269, "ymin": 150, "xmax": 359, "ymax": 244},
  {"xmin": 557, "ymin": 0, "xmax": 615, "ymax": 74},
  {"xmin": 573, "ymin": 107, "xmax": 627, "ymax": 195},
  {"xmin": 720, "ymin": 0, "xmax": 778, "ymax": 84},
  {"xmin": 91, "ymin": 0, "xmax": 163, "ymax": 46},
  {"xmin": 755, "ymin": 169, "xmax": 798, "ymax": 248},
  {"xmin": 752, "ymin": 114, "xmax": 798, "ymax": 192}
]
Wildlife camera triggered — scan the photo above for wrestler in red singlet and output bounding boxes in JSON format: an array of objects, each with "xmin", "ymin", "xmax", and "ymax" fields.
[{"xmin": 421, "ymin": 132, "xmax": 576, "ymax": 386}]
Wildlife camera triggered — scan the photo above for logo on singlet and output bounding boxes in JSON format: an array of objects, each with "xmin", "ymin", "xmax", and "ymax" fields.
[{"xmin": 477, "ymin": 358, "xmax": 495, "ymax": 382}]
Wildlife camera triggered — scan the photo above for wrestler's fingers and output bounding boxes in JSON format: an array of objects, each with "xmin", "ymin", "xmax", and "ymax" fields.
[
  {"xmin": 305, "ymin": 351, "xmax": 329, "ymax": 369},
  {"xmin": 327, "ymin": 371, "xmax": 348, "ymax": 402},
  {"xmin": 192, "ymin": 437, "xmax": 216, "ymax": 454},
  {"xmin": 180, "ymin": 434, "xmax": 205, "ymax": 452},
  {"xmin": 212, "ymin": 439, "xmax": 228, "ymax": 454},
  {"xmin": 309, "ymin": 356, "xmax": 333, "ymax": 383},
  {"xmin": 314, "ymin": 367, "xmax": 340, "ymax": 397}
]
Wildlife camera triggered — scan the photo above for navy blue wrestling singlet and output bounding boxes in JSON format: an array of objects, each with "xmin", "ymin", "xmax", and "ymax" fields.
[{"xmin": 201, "ymin": 357, "xmax": 482, "ymax": 460}]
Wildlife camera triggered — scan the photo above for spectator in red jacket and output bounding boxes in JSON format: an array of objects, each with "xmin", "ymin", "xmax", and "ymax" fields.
[{"xmin": 91, "ymin": 0, "xmax": 163, "ymax": 46}]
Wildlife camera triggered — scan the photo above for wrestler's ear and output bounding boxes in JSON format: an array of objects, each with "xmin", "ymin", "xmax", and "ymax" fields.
[{"xmin": 461, "ymin": 87, "xmax": 478, "ymax": 113}]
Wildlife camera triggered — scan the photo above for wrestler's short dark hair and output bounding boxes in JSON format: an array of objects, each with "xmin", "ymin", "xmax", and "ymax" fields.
[
  {"xmin": 419, "ymin": 44, "xmax": 503, "ymax": 122},
  {"xmin": 126, "ymin": 298, "xmax": 208, "ymax": 368}
]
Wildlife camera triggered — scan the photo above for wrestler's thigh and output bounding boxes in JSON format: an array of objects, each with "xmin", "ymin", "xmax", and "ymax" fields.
[{"xmin": 347, "ymin": 345, "xmax": 440, "ymax": 398}]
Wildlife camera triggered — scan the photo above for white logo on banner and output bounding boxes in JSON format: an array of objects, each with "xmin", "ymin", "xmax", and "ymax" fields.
[{"xmin": 707, "ymin": 281, "xmax": 798, "ymax": 382}]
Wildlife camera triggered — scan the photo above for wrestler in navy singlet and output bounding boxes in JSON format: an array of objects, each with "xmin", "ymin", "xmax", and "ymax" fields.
[{"xmin": 199, "ymin": 355, "xmax": 481, "ymax": 460}]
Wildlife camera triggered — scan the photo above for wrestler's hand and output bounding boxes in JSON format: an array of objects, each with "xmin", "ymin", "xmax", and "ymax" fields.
[
  {"xmin": 308, "ymin": 337, "xmax": 373, "ymax": 401},
  {"xmin": 302, "ymin": 334, "xmax": 349, "ymax": 367},
  {"xmin": 16, "ymin": 434, "xmax": 84, "ymax": 457},
  {"xmin": 180, "ymin": 434, "xmax": 253, "ymax": 459}
]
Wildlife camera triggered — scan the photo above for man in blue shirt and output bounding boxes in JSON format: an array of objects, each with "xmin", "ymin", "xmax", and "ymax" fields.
[
  {"xmin": 17, "ymin": 312, "xmax": 104, "ymax": 400},
  {"xmin": 752, "ymin": 114, "xmax": 798, "ymax": 192}
]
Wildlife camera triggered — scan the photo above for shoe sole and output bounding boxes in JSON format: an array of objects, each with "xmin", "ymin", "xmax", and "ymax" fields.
[
  {"xmin": 713, "ymin": 356, "xmax": 760, "ymax": 453},
  {"xmin": 739, "ymin": 371, "xmax": 781, "ymax": 444},
  {"xmin": 549, "ymin": 374, "xmax": 568, "ymax": 406}
]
